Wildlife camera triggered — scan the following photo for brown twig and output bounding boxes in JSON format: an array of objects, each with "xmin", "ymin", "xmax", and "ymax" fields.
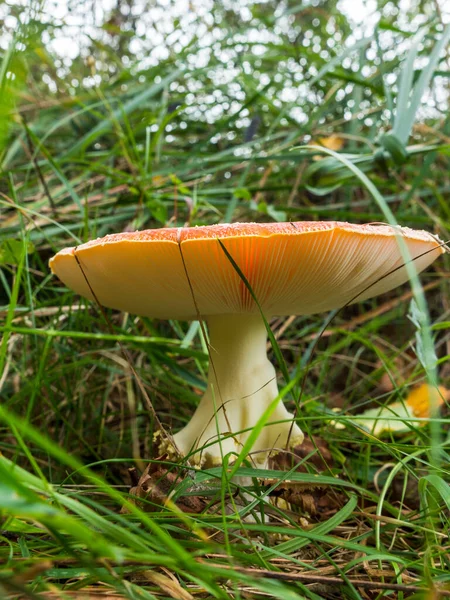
[
  {"xmin": 8, "ymin": 556, "xmax": 449, "ymax": 596},
  {"xmin": 287, "ymin": 163, "xmax": 305, "ymax": 206},
  {"xmin": 204, "ymin": 563, "xmax": 450, "ymax": 596},
  {"xmin": 253, "ymin": 162, "xmax": 273, "ymax": 205}
]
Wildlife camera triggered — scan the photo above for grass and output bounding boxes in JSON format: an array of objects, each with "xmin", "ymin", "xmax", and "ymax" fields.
[{"xmin": 1, "ymin": 0, "xmax": 450, "ymax": 598}]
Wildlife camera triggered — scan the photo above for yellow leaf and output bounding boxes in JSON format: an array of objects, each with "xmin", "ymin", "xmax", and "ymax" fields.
[
  {"xmin": 317, "ymin": 134, "xmax": 344, "ymax": 151},
  {"xmin": 405, "ymin": 383, "xmax": 448, "ymax": 419}
]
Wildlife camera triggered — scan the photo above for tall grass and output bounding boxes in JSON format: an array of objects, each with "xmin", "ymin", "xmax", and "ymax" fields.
[{"xmin": 1, "ymin": 0, "xmax": 449, "ymax": 598}]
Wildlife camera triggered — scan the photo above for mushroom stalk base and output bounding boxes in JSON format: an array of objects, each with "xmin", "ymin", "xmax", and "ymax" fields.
[{"xmin": 165, "ymin": 314, "xmax": 304, "ymax": 467}]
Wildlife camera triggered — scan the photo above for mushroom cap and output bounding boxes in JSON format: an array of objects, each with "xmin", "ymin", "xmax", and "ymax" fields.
[{"xmin": 49, "ymin": 221, "xmax": 445, "ymax": 320}]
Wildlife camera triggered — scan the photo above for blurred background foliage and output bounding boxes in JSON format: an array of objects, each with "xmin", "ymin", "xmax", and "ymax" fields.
[{"xmin": 1, "ymin": 0, "xmax": 449, "ymax": 237}]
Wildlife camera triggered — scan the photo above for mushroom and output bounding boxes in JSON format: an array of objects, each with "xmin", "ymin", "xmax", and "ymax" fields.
[{"xmin": 49, "ymin": 221, "xmax": 445, "ymax": 466}]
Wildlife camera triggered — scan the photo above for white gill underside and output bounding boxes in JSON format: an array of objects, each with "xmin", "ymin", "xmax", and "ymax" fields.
[{"xmin": 169, "ymin": 314, "xmax": 304, "ymax": 466}]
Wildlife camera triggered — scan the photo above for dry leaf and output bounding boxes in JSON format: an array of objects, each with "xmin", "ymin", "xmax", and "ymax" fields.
[
  {"xmin": 268, "ymin": 437, "xmax": 342, "ymax": 516},
  {"xmin": 316, "ymin": 134, "xmax": 344, "ymax": 151},
  {"xmin": 128, "ymin": 463, "xmax": 206, "ymax": 513},
  {"xmin": 270, "ymin": 436, "xmax": 333, "ymax": 473}
]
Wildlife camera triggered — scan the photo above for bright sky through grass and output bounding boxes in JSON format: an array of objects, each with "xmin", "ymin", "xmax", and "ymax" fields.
[
  {"xmin": 1, "ymin": 0, "xmax": 443, "ymax": 57},
  {"xmin": 3, "ymin": 0, "xmax": 449, "ymax": 60},
  {"xmin": 1, "ymin": 0, "xmax": 448, "ymax": 120}
]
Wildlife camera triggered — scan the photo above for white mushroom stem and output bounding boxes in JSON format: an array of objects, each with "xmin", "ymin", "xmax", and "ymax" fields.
[{"xmin": 171, "ymin": 314, "xmax": 304, "ymax": 466}]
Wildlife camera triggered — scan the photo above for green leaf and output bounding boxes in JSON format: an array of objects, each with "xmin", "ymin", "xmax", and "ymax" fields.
[
  {"xmin": 170, "ymin": 173, "xmax": 191, "ymax": 194},
  {"xmin": 419, "ymin": 474, "xmax": 450, "ymax": 511},
  {"xmin": 197, "ymin": 467, "xmax": 361, "ymax": 491},
  {"xmin": 392, "ymin": 27, "xmax": 427, "ymax": 140},
  {"xmin": 303, "ymin": 155, "xmax": 359, "ymax": 195},
  {"xmin": 233, "ymin": 187, "xmax": 252, "ymax": 200},
  {"xmin": 379, "ymin": 133, "xmax": 408, "ymax": 165},
  {"xmin": 408, "ymin": 298, "xmax": 438, "ymax": 373},
  {"xmin": 0, "ymin": 38, "xmax": 27, "ymax": 154},
  {"xmin": 393, "ymin": 25, "xmax": 450, "ymax": 144},
  {"xmin": 0, "ymin": 238, "xmax": 35, "ymax": 266},
  {"xmin": 251, "ymin": 200, "xmax": 286, "ymax": 222}
]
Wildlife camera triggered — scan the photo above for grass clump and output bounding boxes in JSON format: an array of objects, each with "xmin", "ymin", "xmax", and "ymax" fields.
[{"xmin": 1, "ymin": 0, "xmax": 450, "ymax": 598}]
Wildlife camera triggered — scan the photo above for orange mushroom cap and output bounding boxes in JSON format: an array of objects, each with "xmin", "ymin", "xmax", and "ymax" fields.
[{"xmin": 49, "ymin": 221, "xmax": 445, "ymax": 320}]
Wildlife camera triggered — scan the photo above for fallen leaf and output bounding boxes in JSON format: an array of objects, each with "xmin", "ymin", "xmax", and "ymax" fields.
[
  {"xmin": 269, "ymin": 436, "xmax": 333, "ymax": 473},
  {"xmin": 316, "ymin": 134, "xmax": 344, "ymax": 151},
  {"xmin": 332, "ymin": 383, "xmax": 448, "ymax": 437},
  {"xmin": 268, "ymin": 437, "xmax": 342, "ymax": 516},
  {"xmin": 128, "ymin": 462, "xmax": 206, "ymax": 513}
]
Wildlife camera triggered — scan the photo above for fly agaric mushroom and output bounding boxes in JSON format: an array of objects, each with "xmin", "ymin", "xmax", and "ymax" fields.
[{"xmin": 49, "ymin": 222, "xmax": 445, "ymax": 466}]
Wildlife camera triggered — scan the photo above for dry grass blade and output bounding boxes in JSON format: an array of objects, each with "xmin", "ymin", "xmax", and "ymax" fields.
[{"xmin": 205, "ymin": 563, "xmax": 450, "ymax": 596}]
